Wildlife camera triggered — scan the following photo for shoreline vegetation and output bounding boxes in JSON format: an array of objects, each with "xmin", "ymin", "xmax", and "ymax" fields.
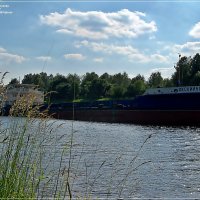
[
  {"xmin": 8, "ymin": 53, "xmax": 200, "ymax": 103},
  {"xmin": 0, "ymin": 74, "xmax": 153, "ymax": 199}
]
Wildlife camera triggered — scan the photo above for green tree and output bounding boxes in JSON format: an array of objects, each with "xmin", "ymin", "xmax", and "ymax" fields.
[
  {"xmin": 131, "ymin": 74, "xmax": 145, "ymax": 83},
  {"xmin": 111, "ymin": 72, "xmax": 130, "ymax": 86},
  {"xmin": 110, "ymin": 85, "xmax": 126, "ymax": 99},
  {"xmin": 179, "ymin": 56, "xmax": 191, "ymax": 86},
  {"xmin": 109, "ymin": 72, "xmax": 131, "ymax": 98},
  {"xmin": 188, "ymin": 53, "xmax": 200, "ymax": 85},
  {"xmin": 90, "ymin": 78, "xmax": 110, "ymax": 99},
  {"xmin": 23, "ymin": 73, "xmax": 40, "ymax": 85},
  {"xmin": 9, "ymin": 78, "xmax": 20, "ymax": 85},
  {"xmin": 191, "ymin": 53, "xmax": 200, "ymax": 76},
  {"xmin": 22, "ymin": 72, "xmax": 51, "ymax": 91},
  {"xmin": 148, "ymin": 72, "xmax": 163, "ymax": 88},
  {"xmin": 191, "ymin": 71, "xmax": 200, "ymax": 86},
  {"xmin": 126, "ymin": 79, "xmax": 146, "ymax": 97},
  {"xmin": 100, "ymin": 73, "xmax": 111, "ymax": 82},
  {"xmin": 163, "ymin": 78, "xmax": 174, "ymax": 87},
  {"xmin": 48, "ymin": 74, "xmax": 69, "ymax": 101},
  {"xmin": 38, "ymin": 72, "xmax": 51, "ymax": 92},
  {"xmin": 49, "ymin": 73, "xmax": 81, "ymax": 101},
  {"xmin": 65, "ymin": 74, "xmax": 81, "ymax": 100},
  {"xmin": 80, "ymin": 72, "xmax": 99, "ymax": 99}
]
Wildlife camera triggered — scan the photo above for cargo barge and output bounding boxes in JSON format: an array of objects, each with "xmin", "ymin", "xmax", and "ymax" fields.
[
  {"xmin": 2, "ymin": 82, "xmax": 200, "ymax": 126},
  {"xmin": 45, "ymin": 85, "xmax": 200, "ymax": 126}
]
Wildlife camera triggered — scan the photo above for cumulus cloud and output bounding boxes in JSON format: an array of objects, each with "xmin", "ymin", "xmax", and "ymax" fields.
[
  {"xmin": 148, "ymin": 67, "xmax": 175, "ymax": 78},
  {"xmin": 40, "ymin": 8, "xmax": 157, "ymax": 40},
  {"xmin": 76, "ymin": 40, "xmax": 168, "ymax": 63},
  {"xmin": 77, "ymin": 40, "xmax": 140, "ymax": 55},
  {"xmin": 0, "ymin": 47, "xmax": 6, "ymax": 53},
  {"xmin": 149, "ymin": 35, "xmax": 156, "ymax": 40},
  {"xmin": 64, "ymin": 53, "xmax": 86, "ymax": 60},
  {"xmin": 36, "ymin": 56, "xmax": 52, "ymax": 61},
  {"xmin": 93, "ymin": 57, "xmax": 103, "ymax": 63},
  {"xmin": 173, "ymin": 42, "xmax": 200, "ymax": 56},
  {"xmin": 189, "ymin": 22, "xmax": 200, "ymax": 38},
  {"xmin": 150, "ymin": 54, "xmax": 168, "ymax": 63},
  {"xmin": 0, "ymin": 47, "xmax": 25, "ymax": 63}
]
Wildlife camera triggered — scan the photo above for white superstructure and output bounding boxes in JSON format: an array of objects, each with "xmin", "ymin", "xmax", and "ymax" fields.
[
  {"xmin": 144, "ymin": 86, "xmax": 200, "ymax": 95},
  {"xmin": 3, "ymin": 84, "xmax": 44, "ymax": 106}
]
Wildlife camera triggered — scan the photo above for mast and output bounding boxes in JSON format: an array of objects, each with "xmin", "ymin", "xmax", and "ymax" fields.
[
  {"xmin": 178, "ymin": 54, "xmax": 181, "ymax": 86},
  {"xmin": 174, "ymin": 54, "xmax": 181, "ymax": 86}
]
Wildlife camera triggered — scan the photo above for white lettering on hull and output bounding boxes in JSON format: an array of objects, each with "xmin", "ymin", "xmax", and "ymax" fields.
[{"xmin": 145, "ymin": 86, "xmax": 200, "ymax": 95}]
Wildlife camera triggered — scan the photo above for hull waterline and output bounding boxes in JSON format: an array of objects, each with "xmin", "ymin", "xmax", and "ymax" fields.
[{"xmin": 51, "ymin": 109, "xmax": 200, "ymax": 126}]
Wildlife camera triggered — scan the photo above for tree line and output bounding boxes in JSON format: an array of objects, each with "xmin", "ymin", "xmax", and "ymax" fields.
[{"xmin": 9, "ymin": 53, "xmax": 200, "ymax": 102}]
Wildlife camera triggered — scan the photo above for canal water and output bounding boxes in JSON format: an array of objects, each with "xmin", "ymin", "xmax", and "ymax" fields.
[{"xmin": 1, "ymin": 117, "xmax": 200, "ymax": 199}]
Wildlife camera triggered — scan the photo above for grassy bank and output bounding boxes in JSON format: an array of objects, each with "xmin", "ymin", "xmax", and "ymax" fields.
[{"xmin": 0, "ymin": 91, "xmax": 69, "ymax": 199}]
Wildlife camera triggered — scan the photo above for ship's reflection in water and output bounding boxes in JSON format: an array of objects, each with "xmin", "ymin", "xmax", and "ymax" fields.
[{"xmin": 1, "ymin": 117, "xmax": 200, "ymax": 199}]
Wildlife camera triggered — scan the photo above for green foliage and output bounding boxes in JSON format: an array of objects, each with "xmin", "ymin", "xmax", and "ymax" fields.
[
  {"xmin": 191, "ymin": 71, "xmax": 200, "ymax": 86},
  {"xmin": 131, "ymin": 74, "xmax": 145, "ymax": 83},
  {"xmin": 172, "ymin": 56, "xmax": 191, "ymax": 86},
  {"xmin": 126, "ymin": 80, "xmax": 146, "ymax": 97},
  {"xmin": 191, "ymin": 53, "xmax": 200, "ymax": 76},
  {"xmin": 48, "ymin": 73, "xmax": 80, "ymax": 101},
  {"xmin": 66, "ymin": 73, "xmax": 80, "ymax": 99},
  {"xmin": 22, "ymin": 72, "xmax": 52, "ymax": 92},
  {"xmin": 12, "ymin": 53, "xmax": 200, "ymax": 101},
  {"xmin": 148, "ymin": 72, "xmax": 163, "ymax": 88},
  {"xmin": 111, "ymin": 72, "xmax": 130, "ymax": 86},
  {"xmin": 100, "ymin": 72, "xmax": 111, "ymax": 81},
  {"xmin": 110, "ymin": 85, "xmax": 126, "ymax": 98},
  {"xmin": 9, "ymin": 78, "xmax": 20, "ymax": 85},
  {"xmin": 108, "ymin": 72, "xmax": 131, "ymax": 98},
  {"xmin": 163, "ymin": 78, "xmax": 174, "ymax": 87},
  {"xmin": 89, "ymin": 79, "xmax": 109, "ymax": 99}
]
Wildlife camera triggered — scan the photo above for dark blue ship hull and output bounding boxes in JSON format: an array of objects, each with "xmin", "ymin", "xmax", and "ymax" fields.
[
  {"xmin": 46, "ymin": 92, "xmax": 200, "ymax": 126},
  {"xmin": 133, "ymin": 93, "xmax": 200, "ymax": 110},
  {"xmin": 3, "ymin": 91, "xmax": 200, "ymax": 126}
]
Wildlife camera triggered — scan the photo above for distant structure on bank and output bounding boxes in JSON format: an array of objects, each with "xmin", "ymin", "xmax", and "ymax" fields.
[{"xmin": 3, "ymin": 84, "xmax": 44, "ymax": 106}]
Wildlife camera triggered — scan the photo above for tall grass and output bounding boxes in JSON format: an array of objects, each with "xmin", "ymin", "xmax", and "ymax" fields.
[
  {"xmin": 0, "ymin": 95, "xmax": 44, "ymax": 198},
  {"xmin": 0, "ymin": 80, "xmax": 153, "ymax": 199},
  {"xmin": 0, "ymin": 81, "xmax": 82, "ymax": 199},
  {"xmin": 0, "ymin": 118, "xmax": 41, "ymax": 198},
  {"xmin": 0, "ymin": 85, "xmax": 59, "ymax": 199}
]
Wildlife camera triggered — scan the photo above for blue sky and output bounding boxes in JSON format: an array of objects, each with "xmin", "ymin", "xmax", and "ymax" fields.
[{"xmin": 1, "ymin": 1, "xmax": 200, "ymax": 83}]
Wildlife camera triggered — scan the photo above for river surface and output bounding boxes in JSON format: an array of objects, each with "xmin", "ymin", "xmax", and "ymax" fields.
[{"xmin": 1, "ymin": 116, "xmax": 200, "ymax": 199}]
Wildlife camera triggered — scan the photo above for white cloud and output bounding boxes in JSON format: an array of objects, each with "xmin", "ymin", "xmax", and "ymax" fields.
[
  {"xmin": 40, "ymin": 8, "xmax": 157, "ymax": 40},
  {"xmin": 189, "ymin": 22, "xmax": 200, "ymax": 38},
  {"xmin": 76, "ymin": 40, "xmax": 168, "ymax": 63},
  {"xmin": 36, "ymin": 56, "xmax": 52, "ymax": 61},
  {"xmin": 0, "ymin": 47, "xmax": 6, "ymax": 53},
  {"xmin": 56, "ymin": 29, "xmax": 73, "ymax": 35},
  {"xmin": 173, "ymin": 42, "xmax": 200, "ymax": 56},
  {"xmin": 77, "ymin": 40, "xmax": 139, "ymax": 55},
  {"xmin": 93, "ymin": 57, "xmax": 103, "ymax": 63},
  {"xmin": 64, "ymin": 53, "xmax": 86, "ymax": 60},
  {"xmin": 149, "ymin": 35, "xmax": 156, "ymax": 40},
  {"xmin": 0, "ymin": 48, "xmax": 25, "ymax": 63},
  {"xmin": 148, "ymin": 67, "xmax": 175, "ymax": 78},
  {"xmin": 150, "ymin": 54, "xmax": 168, "ymax": 63}
]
